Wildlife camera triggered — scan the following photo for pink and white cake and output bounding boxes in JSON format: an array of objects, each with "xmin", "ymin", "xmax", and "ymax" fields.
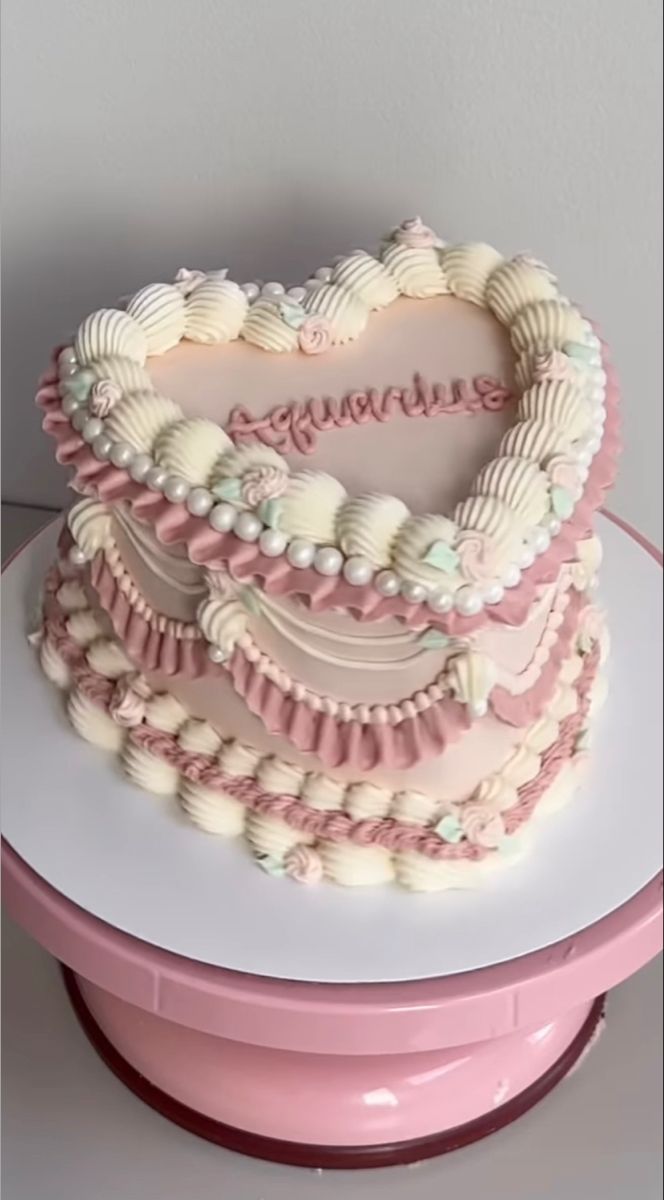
[{"xmin": 35, "ymin": 218, "xmax": 619, "ymax": 890}]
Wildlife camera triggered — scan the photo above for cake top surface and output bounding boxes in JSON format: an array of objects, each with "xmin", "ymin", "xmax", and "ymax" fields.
[{"xmin": 45, "ymin": 217, "xmax": 613, "ymax": 630}]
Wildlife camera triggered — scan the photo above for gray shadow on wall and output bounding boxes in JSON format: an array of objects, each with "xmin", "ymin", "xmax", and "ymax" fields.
[{"xmin": 1, "ymin": 188, "xmax": 398, "ymax": 509}]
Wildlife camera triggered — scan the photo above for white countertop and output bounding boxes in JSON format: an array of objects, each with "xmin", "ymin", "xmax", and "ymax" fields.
[{"xmin": 2, "ymin": 504, "xmax": 662, "ymax": 1200}]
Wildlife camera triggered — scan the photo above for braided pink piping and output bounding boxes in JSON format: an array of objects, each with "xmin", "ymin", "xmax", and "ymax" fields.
[{"xmin": 40, "ymin": 567, "xmax": 599, "ymax": 863}]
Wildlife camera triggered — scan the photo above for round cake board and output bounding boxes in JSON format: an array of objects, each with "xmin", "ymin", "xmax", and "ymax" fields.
[{"xmin": 1, "ymin": 515, "xmax": 662, "ymax": 985}]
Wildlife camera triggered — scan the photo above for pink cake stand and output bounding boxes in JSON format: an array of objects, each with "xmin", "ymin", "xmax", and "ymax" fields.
[{"xmin": 2, "ymin": 513, "xmax": 663, "ymax": 1169}]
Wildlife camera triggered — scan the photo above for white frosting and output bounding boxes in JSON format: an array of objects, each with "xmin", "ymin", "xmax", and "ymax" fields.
[
  {"xmin": 256, "ymin": 756, "xmax": 305, "ymax": 796},
  {"xmin": 113, "ymin": 507, "xmax": 206, "ymax": 597},
  {"xmin": 65, "ymin": 611, "xmax": 105, "ymax": 647},
  {"xmin": 381, "ymin": 243, "xmax": 449, "ymax": 298},
  {"xmin": 245, "ymin": 811, "xmax": 308, "ymax": 858},
  {"xmin": 344, "ymin": 781, "xmax": 392, "ymax": 819},
  {"xmin": 184, "ymin": 279, "xmax": 248, "ymax": 344},
  {"xmin": 336, "ymin": 493, "xmax": 409, "ymax": 568},
  {"xmin": 75, "ymin": 309, "xmax": 147, "ymax": 366},
  {"xmin": 279, "ymin": 471, "xmax": 347, "ymax": 543},
  {"xmin": 472, "ymin": 457, "xmax": 550, "ymax": 525},
  {"xmin": 519, "ymin": 379, "xmax": 589, "ymax": 437},
  {"xmin": 392, "ymin": 514, "xmax": 461, "ymax": 588},
  {"xmin": 177, "ymin": 719, "xmax": 222, "ymax": 755},
  {"xmin": 442, "ymin": 243, "xmax": 504, "ymax": 305},
  {"xmin": 127, "ymin": 284, "xmax": 186, "ymax": 355},
  {"xmin": 153, "ymin": 418, "xmax": 233, "ymax": 484},
  {"xmin": 68, "ymin": 498, "xmax": 112, "ymax": 559},
  {"xmin": 86, "ymin": 638, "xmax": 134, "ymax": 679},
  {"xmin": 510, "ymin": 300, "xmax": 585, "ymax": 353},
  {"xmin": 122, "ymin": 742, "xmax": 179, "ymax": 794},
  {"xmin": 302, "ymin": 283, "xmax": 369, "ymax": 344},
  {"xmin": 197, "ymin": 595, "xmax": 248, "ymax": 657},
  {"xmin": 500, "ymin": 418, "xmax": 570, "ymax": 463},
  {"xmin": 240, "ymin": 300, "xmax": 299, "ymax": 353},
  {"xmin": 330, "ymin": 253, "xmax": 399, "ymax": 309},
  {"xmin": 300, "ymin": 774, "xmax": 345, "ymax": 811},
  {"xmin": 318, "ymin": 841, "xmax": 395, "ymax": 886},
  {"xmin": 56, "ymin": 580, "xmax": 88, "ymax": 612},
  {"xmin": 218, "ymin": 740, "xmax": 262, "ymax": 777},
  {"xmin": 104, "ymin": 392, "xmax": 182, "ymax": 452},
  {"xmin": 486, "ymin": 259, "xmax": 559, "ymax": 324},
  {"xmin": 144, "ymin": 692, "xmax": 188, "ymax": 733},
  {"xmin": 179, "ymin": 780, "xmax": 246, "ymax": 835},
  {"xmin": 87, "ymin": 356, "xmax": 153, "ymax": 396},
  {"xmin": 447, "ymin": 650, "xmax": 497, "ymax": 710},
  {"xmin": 209, "ymin": 443, "xmax": 287, "ymax": 492},
  {"xmin": 68, "ymin": 689, "xmax": 124, "ymax": 751},
  {"xmin": 40, "ymin": 638, "xmax": 71, "ymax": 688}
]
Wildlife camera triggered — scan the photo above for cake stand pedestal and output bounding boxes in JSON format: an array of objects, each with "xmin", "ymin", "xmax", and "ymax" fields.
[
  {"xmin": 2, "ymin": 843, "xmax": 661, "ymax": 1168},
  {"xmin": 1, "ymin": 512, "xmax": 662, "ymax": 1168}
]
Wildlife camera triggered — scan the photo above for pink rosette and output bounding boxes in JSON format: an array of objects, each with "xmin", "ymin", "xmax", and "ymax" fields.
[
  {"xmin": 109, "ymin": 673, "xmax": 151, "ymax": 728},
  {"xmin": 284, "ymin": 844, "xmax": 324, "ymax": 884},
  {"xmin": 298, "ymin": 316, "xmax": 332, "ymax": 355},
  {"xmin": 514, "ymin": 253, "xmax": 558, "ymax": 286},
  {"xmin": 456, "ymin": 530, "xmax": 497, "ymax": 583},
  {"xmin": 547, "ymin": 452, "xmax": 580, "ymax": 491},
  {"xmin": 173, "ymin": 267, "xmax": 207, "ymax": 296},
  {"xmin": 578, "ymin": 604, "xmax": 605, "ymax": 652},
  {"xmin": 532, "ymin": 350, "xmax": 575, "ymax": 384},
  {"xmin": 240, "ymin": 464, "xmax": 288, "ymax": 507},
  {"xmin": 89, "ymin": 379, "xmax": 122, "ymax": 418},
  {"xmin": 459, "ymin": 803, "xmax": 505, "ymax": 849},
  {"xmin": 394, "ymin": 216, "xmax": 442, "ymax": 250}
]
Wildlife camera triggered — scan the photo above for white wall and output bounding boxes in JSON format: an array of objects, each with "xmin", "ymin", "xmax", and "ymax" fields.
[{"xmin": 2, "ymin": 0, "xmax": 662, "ymax": 539}]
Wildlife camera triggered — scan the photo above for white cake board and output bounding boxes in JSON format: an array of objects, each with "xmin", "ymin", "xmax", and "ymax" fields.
[{"xmin": 1, "ymin": 517, "xmax": 662, "ymax": 985}]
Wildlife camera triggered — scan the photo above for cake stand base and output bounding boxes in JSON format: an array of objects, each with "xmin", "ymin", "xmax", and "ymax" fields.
[{"xmin": 63, "ymin": 966, "xmax": 605, "ymax": 1169}]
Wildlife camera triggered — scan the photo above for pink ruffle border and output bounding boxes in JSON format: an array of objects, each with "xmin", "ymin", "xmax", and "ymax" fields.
[{"xmin": 36, "ymin": 342, "xmax": 621, "ymax": 636}]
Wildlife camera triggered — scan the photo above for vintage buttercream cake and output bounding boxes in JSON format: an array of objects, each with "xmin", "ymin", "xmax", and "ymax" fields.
[{"xmin": 34, "ymin": 217, "xmax": 619, "ymax": 890}]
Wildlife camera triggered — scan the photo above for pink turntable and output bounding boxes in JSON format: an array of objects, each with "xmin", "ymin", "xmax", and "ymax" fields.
[{"xmin": 2, "ymin": 512, "xmax": 662, "ymax": 1169}]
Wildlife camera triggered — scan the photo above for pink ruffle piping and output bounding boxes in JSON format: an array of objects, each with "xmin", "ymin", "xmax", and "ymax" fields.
[
  {"xmin": 40, "ymin": 568, "xmax": 599, "ymax": 863},
  {"xmin": 36, "ymin": 339, "xmax": 621, "ymax": 636}
]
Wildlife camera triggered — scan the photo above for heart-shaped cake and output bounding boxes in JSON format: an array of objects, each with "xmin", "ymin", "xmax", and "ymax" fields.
[{"xmin": 36, "ymin": 216, "xmax": 619, "ymax": 890}]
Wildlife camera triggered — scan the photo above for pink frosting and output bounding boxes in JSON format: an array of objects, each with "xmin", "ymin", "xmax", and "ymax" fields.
[
  {"xmin": 240, "ymin": 464, "xmax": 287, "ymax": 507},
  {"xmin": 284, "ymin": 844, "xmax": 324, "ymax": 884},
  {"xmin": 298, "ymin": 316, "xmax": 332, "ymax": 355},
  {"xmin": 532, "ymin": 349, "xmax": 576, "ymax": 383},
  {"xmin": 109, "ymin": 675, "xmax": 149, "ymax": 727},
  {"xmin": 394, "ymin": 216, "xmax": 442, "ymax": 250},
  {"xmin": 38, "ymin": 572, "xmax": 600, "ymax": 862},
  {"xmin": 225, "ymin": 373, "xmax": 512, "ymax": 456},
  {"xmin": 89, "ymin": 379, "xmax": 122, "ymax": 418},
  {"xmin": 36, "ymin": 334, "xmax": 620, "ymax": 639},
  {"xmin": 459, "ymin": 803, "xmax": 505, "ymax": 848},
  {"xmin": 80, "ymin": 537, "xmax": 585, "ymax": 769}
]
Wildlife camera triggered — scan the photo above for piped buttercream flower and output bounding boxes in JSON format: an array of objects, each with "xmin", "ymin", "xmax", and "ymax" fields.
[
  {"xmin": 546, "ymin": 452, "xmax": 580, "ymax": 492},
  {"xmin": 284, "ymin": 844, "xmax": 324, "ymax": 884},
  {"xmin": 240, "ymin": 464, "xmax": 288, "ymax": 508},
  {"xmin": 578, "ymin": 604, "xmax": 605, "ymax": 654},
  {"xmin": 109, "ymin": 673, "xmax": 151, "ymax": 727},
  {"xmin": 298, "ymin": 315, "xmax": 332, "ymax": 355},
  {"xmin": 173, "ymin": 267, "xmax": 208, "ymax": 296},
  {"xmin": 89, "ymin": 378, "xmax": 122, "ymax": 418},
  {"xmin": 532, "ymin": 349, "xmax": 576, "ymax": 383},
  {"xmin": 455, "ymin": 530, "xmax": 497, "ymax": 583},
  {"xmin": 393, "ymin": 216, "xmax": 443, "ymax": 250},
  {"xmin": 514, "ymin": 253, "xmax": 558, "ymax": 287},
  {"xmin": 459, "ymin": 803, "xmax": 505, "ymax": 848}
]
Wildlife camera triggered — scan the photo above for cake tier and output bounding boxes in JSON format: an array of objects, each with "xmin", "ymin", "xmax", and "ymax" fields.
[{"xmin": 35, "ymin": 218, "xmax": 620, "ymax": 890}]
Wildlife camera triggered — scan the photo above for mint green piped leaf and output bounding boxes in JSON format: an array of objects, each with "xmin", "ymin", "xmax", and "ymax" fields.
[
  {"xmin": 258, "ymin": 498, "xmax": 284, "ymax": 529},
  {"xmin": 562, "ymin": 341, "xmax": 595, "ymax": 364},
  {"xmin": 422, "ymin": 540, "xmax": 460, "ymax": 573},
  {"xmin": 418, "ymin": 629, "xmax": 450, "ymax": 650},
  {"xmin": 434, "ymin": 813, "xmax": 464, "ymax": 844},
  {"xmin": 240, "ymin": 587, "xmax": 261, "ymax": 616},
  {"xmin": 255, "ymin": 852, "xmax": 286, "ymax": 877},
  {"xmin": 279, "ymin": 301, "xmax": 307, "ymax": 329},
  {"xmin": 212, "ymin": 477, "xmax": 242, "ymax": 502},
  {"xmin": 551, "ymin": 486, "xmax": 574, "ymax": 520}
]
